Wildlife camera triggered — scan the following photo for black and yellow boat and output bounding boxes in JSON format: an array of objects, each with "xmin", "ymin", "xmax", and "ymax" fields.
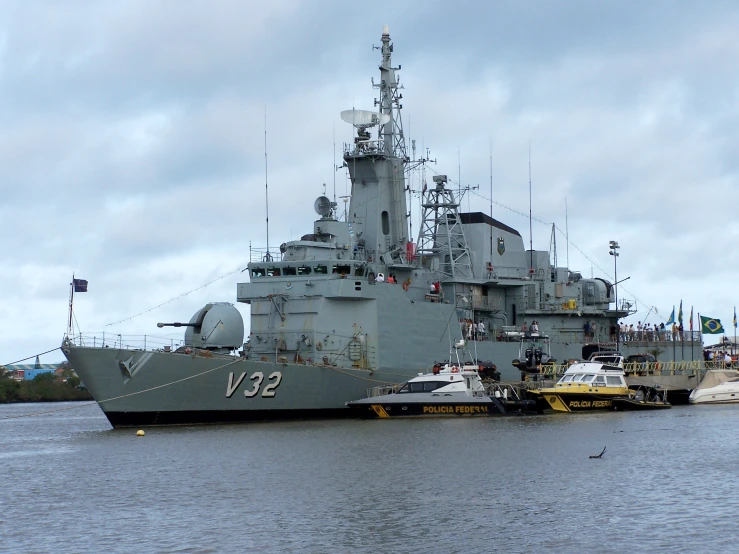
[
  {"xmin": 531, "ymin": 354, "xmax": 632, "ymax": 412},
  {"xmin": 346, "ymin": 360, "xmax": 537, "ymax": 418}
]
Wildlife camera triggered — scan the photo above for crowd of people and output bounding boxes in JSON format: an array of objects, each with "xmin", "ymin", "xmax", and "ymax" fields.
[
  {"xmin": 461, "ymin": 319, "xmax": 486, "ymax": 341},
  {"xmin": 610, "ymin": 321, "xmax": 690, "ymax": 342},
  {"xmin": 703, "ymin": 350, "xmax": 735, "ymax": 365}
]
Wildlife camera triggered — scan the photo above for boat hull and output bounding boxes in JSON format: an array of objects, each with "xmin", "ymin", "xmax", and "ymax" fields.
[
  {"xmin": 536, "ymin": 392, "xmax": 621, "ymax": 412},
  {"xmin": 689, "ymin": 392, "xmax": 739, "ymax": 404},
  {"xmin": 346, "ymin": 398, "xmax": 538, "ymax": 419},
  {"xmin": 611, "ymin": 398, "xmax": 671, "ymax": 411}
]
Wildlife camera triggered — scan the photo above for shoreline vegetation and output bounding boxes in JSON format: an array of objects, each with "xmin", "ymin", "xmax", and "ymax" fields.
[{"xmin": 0, "ymin": 374, "xmax": 93, "ymax": 403}]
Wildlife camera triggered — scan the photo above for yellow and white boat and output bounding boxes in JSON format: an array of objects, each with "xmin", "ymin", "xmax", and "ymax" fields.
[{"xmin": 531, "ymin": 354, "xmax": 630, "ymax": 412}]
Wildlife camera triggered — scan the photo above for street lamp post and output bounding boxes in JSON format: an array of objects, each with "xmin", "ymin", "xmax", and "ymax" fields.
[{"xmin": 609, "ymin": 241, "xmax": 620, "ymax": 351}]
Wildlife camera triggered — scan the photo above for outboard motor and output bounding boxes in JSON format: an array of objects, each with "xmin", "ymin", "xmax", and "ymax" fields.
[
  {"xmin": 525, "ymin": 347, "xmax": 534, "ymax": 369},
  {"xmin": 477, "ymin": 361, "xmax": 501, "ymax": 382},
  {"xmin": 534, "ymin": 348, "xmax": 543, "ymax": 365}
]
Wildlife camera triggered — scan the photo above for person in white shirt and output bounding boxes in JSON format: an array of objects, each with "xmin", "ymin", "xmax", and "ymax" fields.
[
  {"xmin": 375, "ymin": 272, "xmax": 384, "ymax": 283},
  {"xmin": 477, "ymin": 321, "xmax": 485, "ymax": 340}
]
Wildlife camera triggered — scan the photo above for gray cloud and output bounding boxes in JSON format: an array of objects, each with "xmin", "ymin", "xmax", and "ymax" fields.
[{"xmin": 2, "ymin": 0, "xmax": 738, "ymax": 364}]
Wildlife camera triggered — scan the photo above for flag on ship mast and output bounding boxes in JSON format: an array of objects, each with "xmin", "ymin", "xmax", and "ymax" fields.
[
  {"xmin": 678, "ymin": 300, "xmax": 683, "ymax": 327},
  {"xmin": 665, "ymin": 307, "xmax": 675, "ymax": 326},
  {"xmin": 734, "ymin": 307, "xmax": 737, "ymax": 329},
  {"xmin": 689, "ymin": 306, "xmax": 693, "ymax": 331},
  {"xmin": 72, "ymin": 278, "xmax": 88, "ymax": 293}
]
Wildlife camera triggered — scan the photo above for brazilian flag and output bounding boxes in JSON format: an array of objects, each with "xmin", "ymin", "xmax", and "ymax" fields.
[{"xmin": 700, "ymin": 316, "xmax": 724, "ymax": 334}]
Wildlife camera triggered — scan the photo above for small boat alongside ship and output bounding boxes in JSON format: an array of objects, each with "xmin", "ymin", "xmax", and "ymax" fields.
[
  {"xmin": 529, "ymin": 354, "xmax": 671, "ymax": 412},
  {"xmin": 614, "ymin": 385, "xmax": 671, "ymax": 411},
  {"xmin": 346, "ymin": 348, "xmax": 538, "ymax": 418},
  {"xmin": 688, "ymin": 370, "xmax": 739, "ymax": 404}
]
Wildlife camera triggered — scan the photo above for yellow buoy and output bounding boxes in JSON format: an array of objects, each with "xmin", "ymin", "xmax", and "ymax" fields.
[{"xmin": 136, "ymin": 430, "xmax": 145, "ymax": 436}]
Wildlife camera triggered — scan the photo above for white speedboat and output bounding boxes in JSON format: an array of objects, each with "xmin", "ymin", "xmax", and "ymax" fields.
[{"xmin": 689, "ymin": 370, "xmax": 739, "ymax": 404}]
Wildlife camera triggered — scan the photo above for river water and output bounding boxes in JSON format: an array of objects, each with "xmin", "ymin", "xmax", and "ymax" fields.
[{"xmin": 1, "ymin": 402, "xmax": 738, "ymax": 553}]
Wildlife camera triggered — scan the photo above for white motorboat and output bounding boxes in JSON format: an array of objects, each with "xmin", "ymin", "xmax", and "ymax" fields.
[{"xmin": 689, "ymin": 370, "xmax": 739, "ymax": 404}]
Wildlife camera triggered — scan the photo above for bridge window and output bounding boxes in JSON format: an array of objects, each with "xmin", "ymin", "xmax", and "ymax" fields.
[
  {"xmin": 297, "ymin": 266, "xmax": 311, "ymax": 275},
  {"xmin": 283, "ymin": 266, "xmax": 297, "ymax": 276},
  {"xmin": 314, "ymin": 265, "xmax": 328, "ymax": 274},
  {"xmin": 251, "ymin": 268, "xmax": 265, "ymax": 278},
  {"xmin": 332, "ymin": 264, "xmax": 351, "ymax": 275},
  {"xmin": 593, "ymin": 377, "xmax": 606, "ymax": 387},
  {"xmin": 267, "ymin": 267, "xmax": 281, "ymax": 277},
  {"xmin": 606, "ymin": 376, "xmax": 623, "ymax": 386}
]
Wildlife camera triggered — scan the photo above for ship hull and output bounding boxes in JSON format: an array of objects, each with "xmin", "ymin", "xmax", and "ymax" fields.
[{"xmin": 63, "ymin": 344, "xmax": 408, "ymax": 427}]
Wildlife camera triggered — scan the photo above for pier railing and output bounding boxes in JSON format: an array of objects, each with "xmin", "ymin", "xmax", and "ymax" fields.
[{"xmin": 532, "ymin": 360, "xmax": 734, "ymax": 379}]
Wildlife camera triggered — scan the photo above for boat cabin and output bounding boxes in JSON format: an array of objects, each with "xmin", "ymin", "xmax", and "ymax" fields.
[
  {"xmin": 396, "ymin": 366, "xmax": 485, "ymax": 396},
  {"xmin": 555, "ymin": 357, "xmax": 627, "ymax": 389}
]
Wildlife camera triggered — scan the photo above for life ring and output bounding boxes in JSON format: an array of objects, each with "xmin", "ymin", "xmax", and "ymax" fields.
[
  {"xmin": 402, "ymin": 279, "xmax": 410, "ymax": 291},
  {"xmin": 451, "ymin": 367, "xmax": 459, "ymax": 373}
]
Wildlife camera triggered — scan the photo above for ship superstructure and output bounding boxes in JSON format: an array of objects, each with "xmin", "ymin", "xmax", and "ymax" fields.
[{"xmin": 62, "ymin": 27, "xmax": 700, "ymax": 427}]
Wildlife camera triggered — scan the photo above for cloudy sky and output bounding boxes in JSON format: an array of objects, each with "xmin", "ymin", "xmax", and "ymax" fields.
[{"xmin": 2, "ymin": 0, "xmax": 738, "ymax": 365}]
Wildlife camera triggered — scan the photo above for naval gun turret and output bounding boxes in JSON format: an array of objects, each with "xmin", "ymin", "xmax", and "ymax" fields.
[{"xmin": 158, "ymin": 302, "xmax": 244, "ymax": 352}]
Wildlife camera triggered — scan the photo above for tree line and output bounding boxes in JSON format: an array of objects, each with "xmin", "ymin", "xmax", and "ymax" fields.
[{"xmin": 0, "ymin": 371, "xmax": 93, "ymax": 403}]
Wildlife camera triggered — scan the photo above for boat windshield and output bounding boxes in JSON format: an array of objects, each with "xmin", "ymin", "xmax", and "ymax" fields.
[
  {"xmin": 591, "ymin": 356, "xmax": 622, "ymax": 365},
  {"xmin": 398, "ymin": 381, "xmax": 453, "ymax": 393}
]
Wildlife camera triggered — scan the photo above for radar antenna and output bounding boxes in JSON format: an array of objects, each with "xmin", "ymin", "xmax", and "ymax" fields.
[
  {"xmin": 314, "ymin": 195, "xmax": 336, "ymax": 219},
  {"xmin": 340, "ymin": 109, "xmax": 390, "ymax": 152}
]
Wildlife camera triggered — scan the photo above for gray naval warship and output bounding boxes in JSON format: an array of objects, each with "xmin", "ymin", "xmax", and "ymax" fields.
[{"xmin": 63, "ymin": 26, "xmax": 699, "ymax": 427}]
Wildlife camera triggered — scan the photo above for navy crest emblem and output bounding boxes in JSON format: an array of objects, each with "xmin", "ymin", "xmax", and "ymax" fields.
[{"xmin": 497, "ymin": 237, "xmax": 505, "ymax": 255}]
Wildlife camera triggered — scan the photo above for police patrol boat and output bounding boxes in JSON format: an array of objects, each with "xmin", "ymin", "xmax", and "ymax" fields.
[
  {"xmin": 530, "ymin": 354, "xmax": 632, "ymax": 412},
  {"xmin": 346, "ymin": 342, "xmax": 538, "ymax": 418},
  {"xmin": 61, "ymin": 27, "xmax": 696, "ymax": 427}
]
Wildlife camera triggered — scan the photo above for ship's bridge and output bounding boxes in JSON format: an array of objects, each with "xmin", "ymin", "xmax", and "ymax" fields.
[{"xmin": 247, "ymin": 260, "xmax": 367, "ymax": 280}]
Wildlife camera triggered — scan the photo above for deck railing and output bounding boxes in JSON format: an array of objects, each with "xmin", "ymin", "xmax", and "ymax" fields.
[{"xmin": 66, "ymin": 333, "xmax": 188, "ymax": 352}]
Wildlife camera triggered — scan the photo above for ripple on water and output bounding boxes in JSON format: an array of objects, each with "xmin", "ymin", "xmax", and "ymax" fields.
[{"xmin": 3, "ymin": 403, "xmax": 739, "ymax": 552}]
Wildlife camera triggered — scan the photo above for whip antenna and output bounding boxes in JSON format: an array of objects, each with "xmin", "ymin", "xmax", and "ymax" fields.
[{"xmin": 264, "ymin": 106, "xmax": 271, "ymax": 261}]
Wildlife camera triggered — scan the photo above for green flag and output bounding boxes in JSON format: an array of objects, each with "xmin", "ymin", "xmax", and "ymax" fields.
[{"xmin": 700, "ymin": 316, "xmax": 724, "ymax": 334}]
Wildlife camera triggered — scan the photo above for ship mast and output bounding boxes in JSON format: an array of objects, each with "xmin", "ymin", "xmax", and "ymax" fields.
[
  {"xmin": 416, "ymin": 175, "xmax": 474, "ymax": 279},
  {"xmin": 342, "ymin": 26, "xmax": 410, "ymax": 266},
  {"xmin": 376, "ymin": 25, "xmax": 407, "ymax": 159}
]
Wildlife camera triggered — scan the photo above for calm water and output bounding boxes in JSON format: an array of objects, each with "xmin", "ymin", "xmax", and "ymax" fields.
[{"xmin": 2, "ymin": 402, "xmax": 738, "ymax": 553}]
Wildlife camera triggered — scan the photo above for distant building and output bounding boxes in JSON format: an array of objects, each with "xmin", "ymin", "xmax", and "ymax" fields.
[{"xmin": 6, "ymin": 363, "xmax": 62, "ymax": 381}]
